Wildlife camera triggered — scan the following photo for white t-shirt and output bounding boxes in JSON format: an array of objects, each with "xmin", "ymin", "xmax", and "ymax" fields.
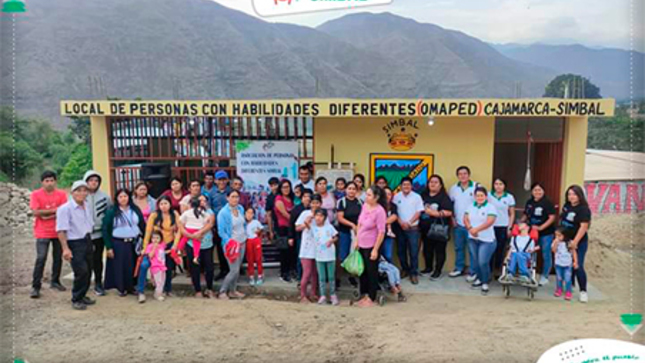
[
  {"xmin": 180, "ymin": 209, "xmax": 209, "ymax": 230},
  {"xmin": 510, "ymin": 235, "xmax": 534, "ymax": 253},
  {"xmin": 246, "ymin": 220, "xmax": 263, "ymax": 239},
  {"xmin": 554, "ymin": 240, "xmax": 573, "ymax": 267},
  {"xmin": 297, "ymin": 210, "xmax": 317, "ymax": 259},
  {"xmin": 488, "ymin": 192, "xmax": 516, "ymax": 227},
  {"xmin": 393, "ymin": 191, "xmax": 424, "ymax": 227},
  {"xmin": 465, "ymin": 202, "xmax": 498, "ymax": 242},
  {"xmin": 449, "ymin": 181, "xmax": 478, "ymax": 227},
  {"xmin": 297, "ymin": 210, "xmax": 332, "ymax": 259},
  {"xmin": 313, "ymin": 223, "xmax": 338, "ymax": 262}
]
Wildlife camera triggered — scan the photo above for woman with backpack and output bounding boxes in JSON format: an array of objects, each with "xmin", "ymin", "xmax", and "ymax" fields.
[{"xmin": 419, "ymin": 175, "xmax": 454, "ymax": 280}]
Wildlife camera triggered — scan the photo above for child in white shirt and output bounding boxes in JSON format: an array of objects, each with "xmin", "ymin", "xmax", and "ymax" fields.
[{"xmin": 312, "ymin": 209, "xmax": 339, "ymax": 306}]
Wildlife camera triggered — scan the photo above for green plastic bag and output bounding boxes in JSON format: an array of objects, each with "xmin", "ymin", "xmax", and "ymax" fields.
[{"xmin": 342, "ymin": 249, "xmax": 364, "ymax": 276}]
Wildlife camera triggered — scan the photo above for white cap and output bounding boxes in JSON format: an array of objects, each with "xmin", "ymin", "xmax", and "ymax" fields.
[{"xmin": 71, "ymin": 180, "xmax": 89, "ymax": 192}]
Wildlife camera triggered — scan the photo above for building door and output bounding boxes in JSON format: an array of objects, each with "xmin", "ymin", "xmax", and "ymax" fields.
[{"xmin": 493, "ymin": 117, "xmax": 565, "ymax": 211}]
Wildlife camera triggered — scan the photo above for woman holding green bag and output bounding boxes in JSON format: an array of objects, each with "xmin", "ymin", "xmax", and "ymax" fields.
[{"xmin": 353, "ymin": 185, "xmax": 387, "ymax": 307}]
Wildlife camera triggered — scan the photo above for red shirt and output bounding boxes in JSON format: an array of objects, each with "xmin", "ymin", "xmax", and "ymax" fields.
[
  {"xmin": 161, "ymin": 189, "xmax": 188, "ymax": 213},
  {"xmin": 30, "ymin": 188, "xmax": 68, "ymax": 239},
  {"xmin": 274, "ymin": 195, "xmax": 293, "ymax": 228}
]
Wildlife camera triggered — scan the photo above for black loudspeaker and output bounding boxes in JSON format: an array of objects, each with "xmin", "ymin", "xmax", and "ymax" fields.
[
  {"xmin": 141, "ymin": 163, "xmax": 171, "ymax": 180},
  {"xmin": 141, "ymin": 163, "xmax": 171, "ymax": 198}
]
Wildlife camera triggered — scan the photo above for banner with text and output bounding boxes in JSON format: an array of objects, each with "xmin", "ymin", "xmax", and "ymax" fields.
[
  {"xmin": 60, "ymin": 98, "xmax": 616, "ymax": 118},
  {"xmin": 236, "ymin": 140, "xmax": 299, "ymax": 224}
]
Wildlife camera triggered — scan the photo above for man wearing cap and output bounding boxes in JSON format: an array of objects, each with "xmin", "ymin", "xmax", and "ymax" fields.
[
  {"xmin": 83, "ymin": 170, "xmax": 112, "ymax": 296},
  {"xmin": 56, "ymin": 181, "xmax": 96, "ymax": 310},
  {"xmin": 211, "ymin": 170, "xmax": 232, "ymax": 281}
]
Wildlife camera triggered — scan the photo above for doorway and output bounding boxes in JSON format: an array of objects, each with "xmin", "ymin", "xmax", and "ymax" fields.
[{"xmin": 493, "ymin": 117, "xmax": 565, "ymax": 211}]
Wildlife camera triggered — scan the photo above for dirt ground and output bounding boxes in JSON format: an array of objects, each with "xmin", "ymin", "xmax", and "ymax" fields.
[{"xmin": 1, "ymin": 214, "xmax": 644, "ymax": 363}]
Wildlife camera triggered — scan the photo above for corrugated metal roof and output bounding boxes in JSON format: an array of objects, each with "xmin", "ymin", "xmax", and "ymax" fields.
[{"xmin": 585, "ymin": 149, "xmax": 645, "ymax": 181}]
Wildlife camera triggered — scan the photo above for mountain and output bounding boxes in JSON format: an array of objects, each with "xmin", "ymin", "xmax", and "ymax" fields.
[
  {"xmin": 493, "ymin": 43, "xmax": 645, "ymax": 100},
  {"xmin": 317, "ymin": 13, "xmax": 555, "ymax": 99},
  {"xmin": 2, "ymin": 0, "xmax": 555, "ymax": 126}
]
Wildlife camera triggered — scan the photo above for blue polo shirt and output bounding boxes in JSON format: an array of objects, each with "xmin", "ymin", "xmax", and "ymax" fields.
[{"xmin": 209, "ymin": 186, "xmax": 231, "ymax": 216}]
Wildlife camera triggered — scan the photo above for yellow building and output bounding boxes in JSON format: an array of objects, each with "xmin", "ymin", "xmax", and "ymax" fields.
[{"xmin": 61, "ymin": 98, "xmax": 615, "ymax": 270}]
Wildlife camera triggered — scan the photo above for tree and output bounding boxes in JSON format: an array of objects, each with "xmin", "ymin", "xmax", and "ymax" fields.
[
  {"xmin": 68, "ymin": 116, "xmax": 91, "ymax": 146},
  {"xmin": 544, "ymin": 74, "xmax": 602, "ymax": 99},
  {"xmin": 60, "ymin": 144, "xmax": 93, "ymax": 187}
]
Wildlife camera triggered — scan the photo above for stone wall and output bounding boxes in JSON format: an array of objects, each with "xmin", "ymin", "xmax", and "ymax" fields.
[{"xmin": 0, "ymin": 182, "xmax": 33, "ymax": 229}]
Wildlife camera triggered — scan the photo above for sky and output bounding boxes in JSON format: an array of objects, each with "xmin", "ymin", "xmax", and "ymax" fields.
[{"xmin": 213, "ymin": 0, "xmax": 645, "ymax": 52}]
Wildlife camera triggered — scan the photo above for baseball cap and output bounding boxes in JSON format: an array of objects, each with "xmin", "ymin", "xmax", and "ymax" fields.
[
  {"xmin": 215, "ymin": 170, "xmax": 229, "ymax": 180},
  {"xmin": 268, "ymin": 177, "xmax": 280, "ymax": 185},
  {"xmin": 71, "ymin": 180, "xmax": 89, "ymax": 192}
]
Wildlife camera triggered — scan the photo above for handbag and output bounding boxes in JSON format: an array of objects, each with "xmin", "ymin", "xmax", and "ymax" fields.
[
  {"xmin": 426, "ymin": 217, "xmax": 450, "ymax": 242},
  {"xmin": 275, "ymin": 236, "xmax": 289, "ymax": 250}
]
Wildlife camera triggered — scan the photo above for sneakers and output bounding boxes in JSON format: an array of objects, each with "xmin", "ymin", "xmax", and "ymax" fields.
[
  {"xmin": 538, "ymin": 276, "xmax": 549, "ymax": 286},
  {"xmin": 430, "ymin": 271, "xmax": 442, "ymax": 280},
  {"xmin": 249, "ymin": 276, "xmax": 256, "ymax": 286},
  {"xmin": 317, "ymin": 296, "xmax": 327, "ymax": 305},
  {"xmin": 565, "ymin": 291, "xmax": 573, "ymax": 301},
  {"xmin": 138, "ymin": 293, "xmax": 146, "ymax": 303},
  {"xmin": 256, "ymin": 276, "xmax": 264, "ymax": 286},
  {"xmin": 481, "ymin": 284, "xmax": 489, "ymax": 295},
  {"xmin": 156, "ymin": 295, "xmax": 165, "ymax": 302},
  {"xmin": 50, "ymin": 282, "xmax": 66, "ymax": 292},
  {"xmin": 82, "ymin": 296, "xmax": 96, "ymax": 305},
  {"xmin": 466, "ymin": 274, "xmax": 477, "ymax": 283},
  {"xmin": 419, "ymin": 268, "xmax": 433, "ymax": 276},
  {"xmin": 30, "ymin": 287, "xmax": 40, "ymax": 299},
  {"xmin": 72, "ymin": 301, "xmax": 87, "ymax": 310},
  {"xmin": 579, "ymin": 291, "xmax": 588, "ymax": 303},
  {"xmin": 94, "ymin": 285, "xmax": 106, "ymax": 296},
  {"xmin": 448, "ymin": 270, "xmax": 462, "ymax": 278},
  {"xmin": 554, "ymin": 288, "xmax": 563, "ymax": 298},
  {"xmin": 280, "ymin": 275, "xmax": 292, "ymax": 283},
  {"xmin": 519, "ymin": 275, "xmax": 531, "ymax": 284},
  {"xmin": 330, "ymin": 294, "xmax": 339, "ymax": 306},
  {"xmin": 471, "ymin": 279, "xmax": 482, "ymax": 288}
]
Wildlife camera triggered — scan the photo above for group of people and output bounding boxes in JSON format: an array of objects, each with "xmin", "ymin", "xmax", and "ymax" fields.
[{"xmin": 29, "ymin": 163, "xmax": 592, "ymax": 310}]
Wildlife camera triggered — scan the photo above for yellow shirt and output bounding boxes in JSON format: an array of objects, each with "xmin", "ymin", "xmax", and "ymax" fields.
[{"xmin": 143, "ymin": 211, "xmax": 181, "ymax": 251}]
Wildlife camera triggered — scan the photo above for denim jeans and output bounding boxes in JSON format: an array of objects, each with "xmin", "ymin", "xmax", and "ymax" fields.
[
  {"xmin": 32, "ymin": 238, "xmax": 63, "ymax": 289},
  {"xmin": 338, "ymin": 231, "xmax": 353, "ymax": 262},
  {"xmin": 556, "ymin": 265, "xmax": 573, "ymax": 293},
  {"xmin": 467, "ymin": 239, "xmax": 496, "ymax": 283},
  {"xmin": 575, "ymin": 235, "xmax": 588, "ymax": 292},
  {"xmin": 538, "ymin": 234, "xmax": 554, "ymax": 277},
  {"xmin": 380, "ymin": 237, "xmax": 394, "ymax": 263},
  {"xmin": 400, "ymin": 229, "xmax": 420, "ymax": 276},
  {"xmin": 136, "ymin": 256, "xmax": 151, "ymax": 294},
  {"xmin": 508, "ymin": 252, "xmax": 530, "ymax": 277},
  {"xmin": 453, "ymin": 225, "xmax": 469, "ymax": 273}
]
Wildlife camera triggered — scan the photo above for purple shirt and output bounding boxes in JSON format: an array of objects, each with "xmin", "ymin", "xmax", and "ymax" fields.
[
  {"xmin": 56, "ymin": 200, "xmax": 94, "ymax": 240},
  {"xmin": 357, "ymin": 204, "xmax": 386, "ymax": 249}
]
